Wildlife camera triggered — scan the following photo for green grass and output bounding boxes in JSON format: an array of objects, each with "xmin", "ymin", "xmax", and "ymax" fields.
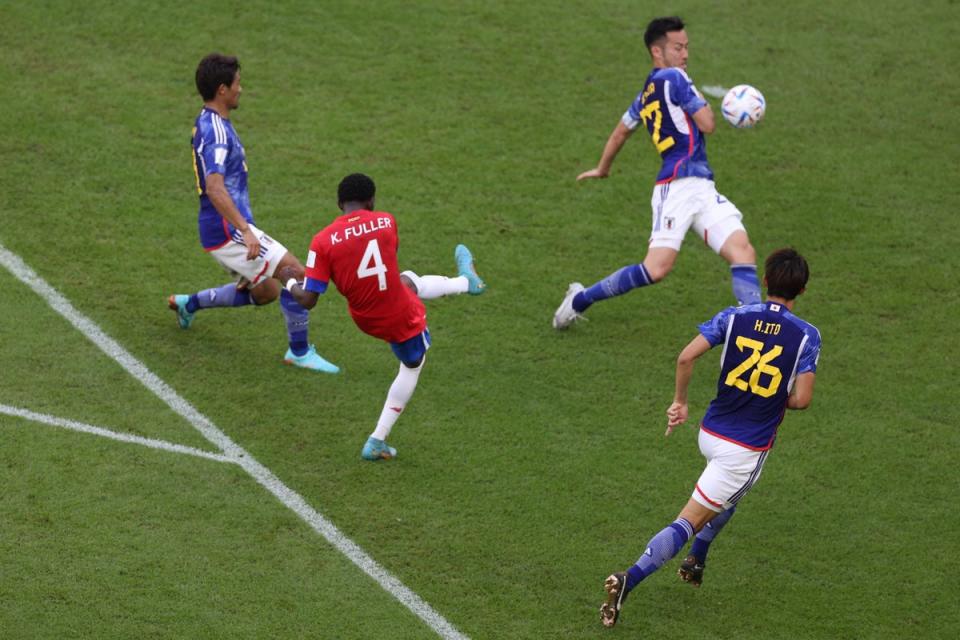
[{"xmin": 2, "ymin": 1, "xmax": 959, "ymax": 638}]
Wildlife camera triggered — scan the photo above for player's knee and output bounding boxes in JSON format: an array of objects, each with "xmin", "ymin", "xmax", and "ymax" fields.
[
  {"xmin": 402, "ymin": 356, "xmax": 424, "ymax": 369},
  {"xmin": 400, "ymin": 274, "xmax": 418, "ymax": 294},
  {"xmin": 276, "ymin": 252, "xmax": 305, "ymax": 278},
  {"xmin": 251, "ymin": 280, "xmax": 280, "ymax": 305},
  {"xmin": 645, "ymin": 262, "xmax": 673, "ymax": 282},
  {"xmin": 720, "ymin": 231, "xmax": 755, "ymax": 265},
  {"xmin": 737, "ymin": 241, "xmax": 756, "ymax": 264}
]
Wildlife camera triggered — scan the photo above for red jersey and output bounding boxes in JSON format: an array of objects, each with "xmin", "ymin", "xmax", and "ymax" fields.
[{"xmin": 303, "ymin": 209, "xmax": 426, "ymax": 343}]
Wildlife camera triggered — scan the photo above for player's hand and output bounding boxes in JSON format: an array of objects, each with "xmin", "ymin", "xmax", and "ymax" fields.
[
  {"xmin": 665, "ymin": 401, "xmax": 688, "ymax": 436},
  {"xmin": 241, "ymin": 228, "xmax": 261, "ymax": 260},
  {"xmin": 576, "ymin": 167, "xmax": 608, "ymax": 181}
]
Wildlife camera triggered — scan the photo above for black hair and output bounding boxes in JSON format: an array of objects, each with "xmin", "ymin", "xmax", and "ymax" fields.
[
  {"xmin": 644, "ymin": 16, "xmax": 685, "ymax": 52},
  {"xmin": 764, "ymin": 248, "xmax": 810, "ymax": 300},
  {"xmin": 338, "ymin": 173, "xmax": 376, "ymax": 205},
  {"xmin": 195, "ymin": 53, "xmax": 240, "ymax": 101}
]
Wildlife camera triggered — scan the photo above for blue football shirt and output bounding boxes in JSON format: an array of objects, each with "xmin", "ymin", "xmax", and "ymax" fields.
[
  {"xmin": 191, "ymin": 107, "xmax": 254, "ymax": 249},
  {"xmin": 697, "ymin": 301, "xmax": 821, "ymax": 450},
  {"xmin": 622, "ymin": 67, "xmax": 713, "ymax": 184}
]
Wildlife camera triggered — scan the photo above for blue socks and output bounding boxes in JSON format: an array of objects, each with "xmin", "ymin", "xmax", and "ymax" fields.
[
  {"xmin": 571, "ymin": 262, "xmax": 759, "ymax": 312},
  {"xmin": 185, "ymin": 283, "xmax": 312, "ymax": 358},
  {"xmin": 187, "ymin": 282, "xmax": 252, "ymax": 312},
  {"xmin": 689, "ymin": 506, "xmax": 736, "ymax": 564},
  {"xmin": 731, "ymin": 264, "xmax": 761, "ymax": 306},
  {"xmin": 625, "ymin": 518, "xmax": 694, "ymax": 591},
  {"xmin": 280, "ymin": 288, "xmax": 310, "ymax": 357},
  {"xmin": 573, "ymin": 264, "xmax": 653, "ymax": 313}
]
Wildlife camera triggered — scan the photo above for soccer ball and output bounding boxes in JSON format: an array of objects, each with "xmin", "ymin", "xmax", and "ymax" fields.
[{"xmin": 721, "ymin": 85, "xmax": 766, "ymax": 128}]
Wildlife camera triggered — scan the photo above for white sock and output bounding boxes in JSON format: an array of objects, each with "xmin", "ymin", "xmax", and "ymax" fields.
[
  {"xmin": 371, "ymin": 359, "xmax": 424, "ymax": 441},
  {"xmin": 402, "ymin": 271, "xmax": 468, "ymax": 299}
]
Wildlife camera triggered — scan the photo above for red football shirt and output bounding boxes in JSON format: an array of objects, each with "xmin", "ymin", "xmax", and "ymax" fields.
[{"xmin": 303, "ymin": 209, "xmax": 426, "ymax": 343}]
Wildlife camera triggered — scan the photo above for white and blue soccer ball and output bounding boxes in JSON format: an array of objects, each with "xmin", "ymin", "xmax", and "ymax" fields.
[{"xmin": 721, "ymin": 84, "xmax": 766, "ymax": 128}]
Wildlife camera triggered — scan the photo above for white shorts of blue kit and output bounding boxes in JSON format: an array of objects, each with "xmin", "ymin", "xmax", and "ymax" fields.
[
  {"xmin": 691, "ymin": 428, "xmax": 769, "ymax": 512},
  {"xmin": 209, "ymin": 224, "xmax": 288, "ymax": 288},
  {"xmin": 649, "ymin": 177, "xmax": 746, "ymax": 253}
]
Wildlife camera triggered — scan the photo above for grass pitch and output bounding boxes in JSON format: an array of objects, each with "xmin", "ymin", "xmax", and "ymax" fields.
[{"xmin": 1, "ymin": 1, "xmax": 958, "ymax": 638}]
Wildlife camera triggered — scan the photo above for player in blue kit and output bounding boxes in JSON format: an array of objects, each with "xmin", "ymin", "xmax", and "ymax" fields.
[
  {"xmin": 555, "ymin": 16, "xmax": 761, "ymax": 330},
  {"xmin": 167, "ymin": 53, "xmax": 337, "ymax": 373},
  {"xmin": 599, "ymin": 248, "xmax": 821, "ymax": 628}
]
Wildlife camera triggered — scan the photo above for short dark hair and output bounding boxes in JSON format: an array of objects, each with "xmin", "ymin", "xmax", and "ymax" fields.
[
  {"xmin": 764, "ymin": 248, "xmax": 809, "ymax": 300},
  {"xmin": 196, "ymin": 53, "xmax": 240, "ymax": 101},
  {"xmin": 338, "ymin": 173, "xmax": 376, "ymax": 205},
  {"xmin": 644, "ymin": 16, "xmax": 685, "ymax": 52}
]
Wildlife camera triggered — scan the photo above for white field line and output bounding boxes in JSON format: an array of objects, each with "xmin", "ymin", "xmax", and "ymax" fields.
[
  {"xmin": 0, "ymin": 403, "xmax": 235, "ymax": 463},
  {"xmin": 0, "ymin": 242, "xmax": 469, "ymax": 640}
]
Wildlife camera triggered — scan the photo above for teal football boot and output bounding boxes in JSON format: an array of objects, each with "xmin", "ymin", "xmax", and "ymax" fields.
[
  {"xmin": 167, "ymin": 294, "xmax": 195, "ymax": 329},
  {"xmin": 454, "ymin": 244, "xmax": 485, "ymax": 295},
  {"xmin": 283, "ymin": 344, "xmax": 340, "ymax": 374},
  {"xmin": 361, "ymin": 436, "xmax": 397, "ymax": 461}
]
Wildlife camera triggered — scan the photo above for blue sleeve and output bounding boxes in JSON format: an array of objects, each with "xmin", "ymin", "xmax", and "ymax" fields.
[
  {"xmin": 622, "ymin": 91, "xmax": 644, "ymax": 130},
  {"xmin": 666, "ymin": 70, "xmax": 707, "ymax": 115},
  {"xmin": 198, "ymin": 120, "xmax": 229, "ymax": 176},
  {"xmin": 797, "ymin": 326, "xmax": 821, "ymax": 374},
  {"xmin": 697, "ymin": 306, "xmax": 736, "ymax": 347},
  {"xmin": 303, "ymin": 277, "xmax": 328, "ymax": 294}
]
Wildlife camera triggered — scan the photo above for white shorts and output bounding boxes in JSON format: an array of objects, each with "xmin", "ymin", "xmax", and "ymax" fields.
[
  {"xmin": 208, "ymin": 224, "xmax": 288, "ymax": 288},
  {"xmin": 691, "ymin": 429, "xmax": 769, "ymax": 513},
  {"xmin": 649, "ymin": 177, "xmax": 746, "ymax": 253}
]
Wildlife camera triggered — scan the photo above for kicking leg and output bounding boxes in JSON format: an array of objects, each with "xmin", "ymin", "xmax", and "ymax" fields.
[{"xmin": 401, "ymin": 271, "xmax": 468, "ymax": 299}]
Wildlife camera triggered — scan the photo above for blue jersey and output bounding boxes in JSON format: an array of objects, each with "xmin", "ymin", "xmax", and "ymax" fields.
[
  {"xmin": 697, "ymin": 301, "xmax": 821, "ymax": 450},
  {"xmin": 191, "ymin": 107, "xmax": 253, "ymax": 250},
  {"xmin": 622, "ymin": 67, "xmax": 713, "ymax": 184}
]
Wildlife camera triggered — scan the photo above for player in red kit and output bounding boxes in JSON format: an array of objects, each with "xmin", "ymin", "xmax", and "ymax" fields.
[{"xmin": 280, "ymin": 173, "xmax": 485, "ymax": 460}]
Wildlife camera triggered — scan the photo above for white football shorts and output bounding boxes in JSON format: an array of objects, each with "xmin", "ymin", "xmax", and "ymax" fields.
[
  {"xmin": 691, "ymin": 429, "xmax": 770, "ymax": 513},
  {"xmin": 649, "ymin": 177, "xmax": 746, "ymax": 253},
  {"xmin": 209, "ymin": 224, "xmax": 288, "ymax": 288}
]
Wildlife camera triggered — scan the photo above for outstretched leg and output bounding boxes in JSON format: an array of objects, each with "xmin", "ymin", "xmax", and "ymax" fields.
[
  {"xmin": 399, "ymin": 244, "xmax": 486, "ymax": 299},
  {"xmin": 167, "ymin": 282, "xmax": 253, "ymax": 329},
  {"xmin": 554, "ymin": 247, "xmax": 676, "ymax": 329}
]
